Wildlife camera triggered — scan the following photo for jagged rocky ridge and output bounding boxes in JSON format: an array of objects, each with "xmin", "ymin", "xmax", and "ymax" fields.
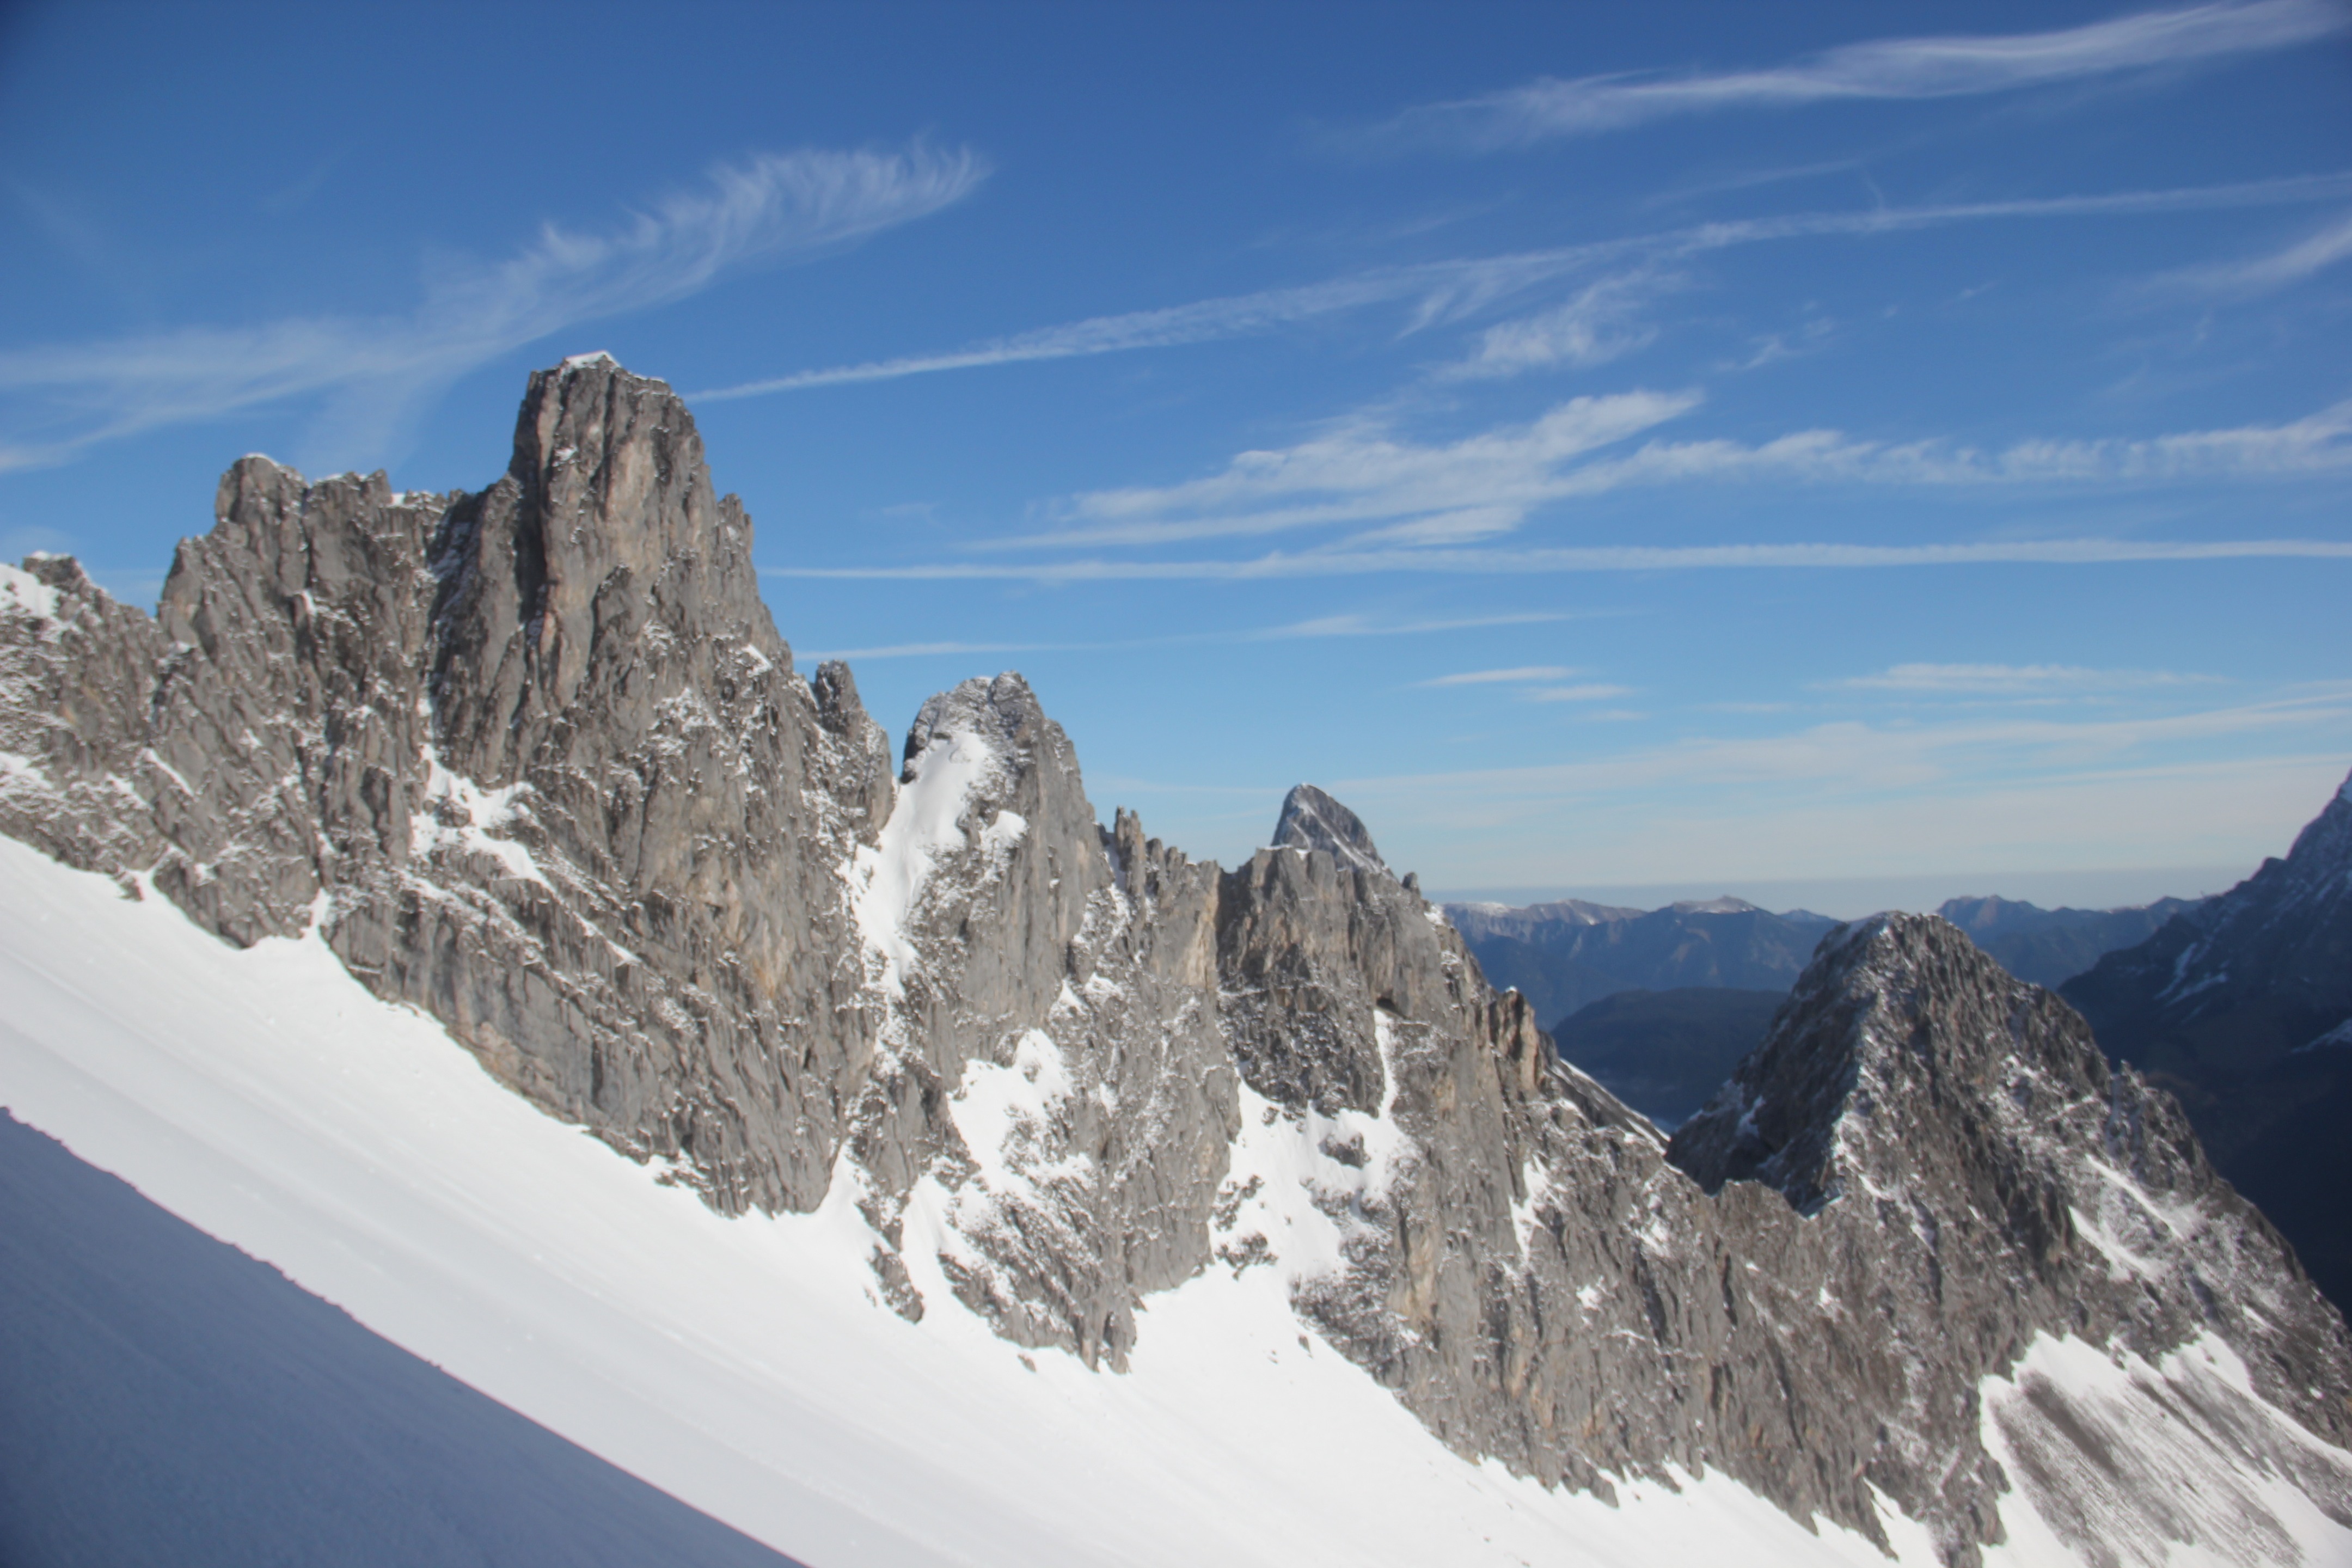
[
  {"xmin": 2063, "ymin": 771, "xmax": 2352, "ymax": 1312},
  {"xmin": 3, "ymin": 358, "xmax": 2348, "ymax": 1566}
]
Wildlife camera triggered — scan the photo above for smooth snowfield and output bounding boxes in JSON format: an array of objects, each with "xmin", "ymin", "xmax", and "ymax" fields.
[{"xmin": 0, "ymin": 834, "xmax": 2188, "ymax": 1567}]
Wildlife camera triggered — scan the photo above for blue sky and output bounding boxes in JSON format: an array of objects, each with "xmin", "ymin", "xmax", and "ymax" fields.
[{"xmin": 3, "ymin": 1, "xmax": 2347, "ymax": 913}]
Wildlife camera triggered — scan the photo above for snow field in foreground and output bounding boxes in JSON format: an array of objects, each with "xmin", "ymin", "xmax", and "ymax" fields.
[{"xmin": 0, "ymin": 832, "xmax": 2133, "ymax": 1567}]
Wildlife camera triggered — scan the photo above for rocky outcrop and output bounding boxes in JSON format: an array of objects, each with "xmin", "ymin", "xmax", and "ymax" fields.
[
  {"xmin": 2064, "ymin": 771, "xmax": 2352, "ymax": 1309},
  {"xmin": 1671, "ymin": 915, "xmax": 2351, "ymax": 1561},
  {"xmin": 1, "ymin": 359, "xmax": 889, "ymax": 1215},
  {"xmin": 6, "ymin": 359, "xmax": 2349, "ymax": 1566},
  {"xmin": 1271, "ymin": 781, "xmax": 1389, "ymax": 877},
  {"xmin": 834, "ymin": 671, "xmax": 1238, "ymax": 1367}
]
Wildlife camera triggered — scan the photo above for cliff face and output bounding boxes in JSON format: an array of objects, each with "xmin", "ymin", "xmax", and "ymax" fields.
[
  {"xmin": 2062, "ymin": 771, "xmax": 2352, "ymax": 1310},
  {"xmin": 4, "ymin": 359, "xmax": 2348, "ymax": 1566},
  {"xmin": 3, "ymin": 358, "xmax": 895, "ymax": 1217}
]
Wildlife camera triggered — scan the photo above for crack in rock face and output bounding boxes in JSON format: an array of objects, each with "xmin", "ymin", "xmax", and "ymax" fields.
[{"xmin": 5, "ymin": 357, "xmax": 2349, "ymax": 1566}]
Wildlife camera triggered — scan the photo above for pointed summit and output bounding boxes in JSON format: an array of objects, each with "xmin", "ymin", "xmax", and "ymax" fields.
[{"xmin": 1271, "ymin": 783, "xmax": 1388, "ymax": 878}]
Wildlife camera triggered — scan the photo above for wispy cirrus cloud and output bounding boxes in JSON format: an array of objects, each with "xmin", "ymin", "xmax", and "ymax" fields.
[
  {"xmin": 1363, "ymin": 1, "xmax": 2343, "ymax": 151},
  {"xmin": 1005, "ymin": 389, "xmax": 1702, "ymax": 551},
  {"xmin": 768, "ymin": 535, "xmax": 2352, "ymax": 586},
  {"xmin": 692, "ymin": 271, "xmax": 1428, "ymax": 401},
  {"xmin": 1437, "ymin": 271, "xmax": 1670, "ymax": 381},
  {"xmin": 1337, "ymin": 689, "xmax": 2352, "ymax": 804},
  {"xmin": 2155, "ymin": 208, "xmax": 2352, "ymax": 296},
  {"xmin": 1414, "ymin": 666, "xmax": 1579, "ymax": 688},
  {"xmin": 0, "ymin": 142, "xmax": 987, "ymax": 474},
  {"xmin": 801, "ymin": 609, "xmax": 1567, "ymax": 661},
  {"xmin": 1839, "ymin": 663, "xmax": 2218, "ymax": 695},
  {"xmin": 689, "ymin": 171, "xmax": 2352, "ymax": 403},
  {"xmin": 1527, "ymin": 684, "xmax": 1633, "ymax": 703},
  {"xmin": 961, "ymin": 393, "xmax": 2352, "ymax": 559}
]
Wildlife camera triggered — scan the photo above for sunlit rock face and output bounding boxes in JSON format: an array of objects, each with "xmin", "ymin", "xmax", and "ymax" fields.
[{"xmin": 5, "ymin": 358, "xmax": 2348, "ymax": 1566}]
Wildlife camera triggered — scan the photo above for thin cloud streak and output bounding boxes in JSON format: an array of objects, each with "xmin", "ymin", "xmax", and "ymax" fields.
[
  {"xmin": 1368, "ymin": 1, "xmax": 2342, "ymax": 150},
  {"xmin": 1436, "ymin": 271, "xmax": 1669, "ymax": 381},
  {"xmin": 1416, "ymin": 666, "xmax": 1578, "ymax": 687},
  {"xmin": 1330, "ymin": 689, "xmax": 2352, "ymax": 803},
  {"xmin": 1012, "ymin": 389, "xmax": 1702, "ymax": 550},
  {"xmin": 687, "ymin": 173, "xmax": 2352, "ymax": 404},
  {"xmin": 799, "ymin": 609, "xmax": 1567, "ymax": 661},
  {"xmin": 2159, "ymin": 208, "xmax": 2352, "ymax": 296},
  {"xmin": 767, "ymin": 536, "xmax": 2352, "ymax": 584},
  {"xmin": 1841, "ymin": 662, "xmax": 2215, "ymax": 694},
  {"xmin": 0, "ymin": 143, "xmax": 988, "ymax": 473},
  {"xmin": 1527, "ymin": 684, "xmax": 1633, "ymax": 702},
  {"xmin": 994, "ymin": 396, "xmax": 2352, "ymax": 554}
]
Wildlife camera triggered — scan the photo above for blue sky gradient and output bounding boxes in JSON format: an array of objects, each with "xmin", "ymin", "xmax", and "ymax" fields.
[{"xmin": 3, "ymin": 1, "xmax": 2347, "ymax": 912}]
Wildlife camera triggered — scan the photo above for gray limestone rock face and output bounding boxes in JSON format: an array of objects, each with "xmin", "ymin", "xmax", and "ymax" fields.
[
  {"xmin": 2063, "ymin": 770, "xmax": 2352, "ymax": 1310},
  {"xmin": 1, "ymin": 554, "xmax": 170, "ymax": 879},
  {"xmin": 838, "ymin": 673, "xmax": 1238, "ymax": 1368},
  {"xmin": 0, "ymin": 360, "xmax": 889, "ymax": 1218},
  {"xmin": 1214, "ymin": 824, "xmax": 2352, "ymax": 1566},
  {"xmin": 1271, "ymin": 781, "xmax": 1389, "ymax": 877},
  {"xmin": 1669, "ymin": 914, "xmax": 2352, "ymax": 1561},
  {"xmin": 377, "ymin": 357, "xmax": 886, "ymax": 1214}
]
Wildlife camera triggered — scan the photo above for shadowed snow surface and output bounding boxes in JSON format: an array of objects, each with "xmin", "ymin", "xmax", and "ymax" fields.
[{"xmin": 0, "ymin": 1111, "xmax": 801, "ymax": 1568}]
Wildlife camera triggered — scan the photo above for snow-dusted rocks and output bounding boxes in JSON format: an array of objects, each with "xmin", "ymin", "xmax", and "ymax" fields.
[
  {"xmin": 1673, "ymin": 914, "xmax": 2352, "ymax": 1563},
  {"xmin": 0, "ymin": 362, "xmax": 892, "ymax": 1216},
  {"xmin": 2063, "ymin": 769, "xmax": 2352, "ymax": 1309},
  {"xmin": 1271, "ymin": 781, "xmax": 1390, "ymax": 878},
  {"xmin": 838, "ymin": 671, "xmax": 1238, "ymax": 1367}
]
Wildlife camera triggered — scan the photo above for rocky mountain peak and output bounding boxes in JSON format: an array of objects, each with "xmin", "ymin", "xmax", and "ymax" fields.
[
  {"xmin": 2287, "ymin": 762, "xmax": 2352, "ymax": 872},
  {"xmin": 1670, "ymin": 912, "xmax": 2116, "ymax": 1212},
  {"xmin": 428, "ymin": 356, "xmax": 782, "ymax": 788},
  {"xmin": 507, "ymin": 356, "xmax": 728, "ymax": 591},
  {"xmin": 1272, "ymin": 782, "xmax": 1388, "ymax": 878}
]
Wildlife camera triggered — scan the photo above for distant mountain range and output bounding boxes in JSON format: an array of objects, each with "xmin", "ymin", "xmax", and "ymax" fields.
[
  {"xmin": 1450, "ymin": 890, "xmax": 2215, "ymax": 1137},
  {"xmin": 1546, "ymin": 988, "xmax": 1787, "ymax": 1131},
  {"xmin": 1940, "ymin": 894, "xmax": 2209, "ymax": 989},
  {"xmin": 1443, "ymin": 898, "xmax": 1840, "ymax": 1024}
]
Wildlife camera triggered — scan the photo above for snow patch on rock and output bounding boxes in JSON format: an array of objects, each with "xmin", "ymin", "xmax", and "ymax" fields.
[{"xmin": 0, "ymin": 563, "xmax": 59, "ymax": 622}]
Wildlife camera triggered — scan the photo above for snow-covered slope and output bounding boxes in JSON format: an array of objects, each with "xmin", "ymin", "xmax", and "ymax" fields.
[{"xmin": 0, "ymin": 834, "xmax": 1974, "ymax": 1568}]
